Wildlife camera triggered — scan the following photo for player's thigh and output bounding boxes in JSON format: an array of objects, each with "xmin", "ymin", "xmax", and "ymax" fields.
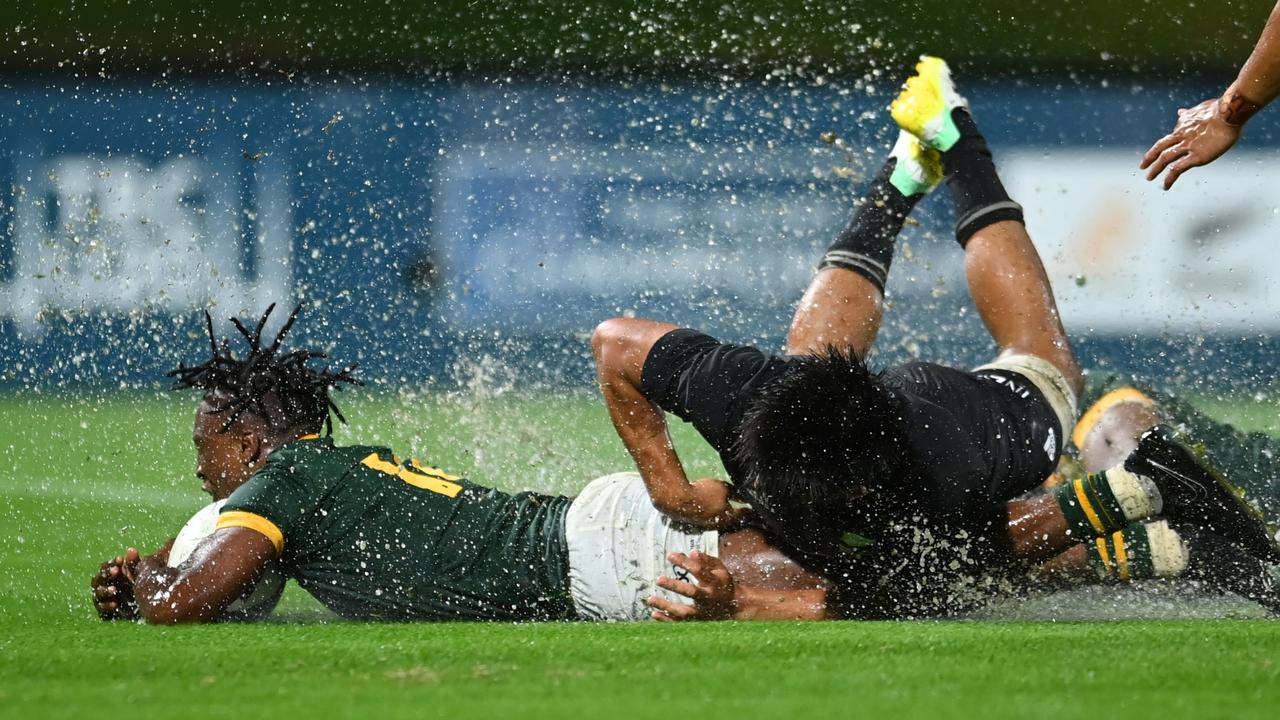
[{"xmin": 785, "ymin": 268, "xmax": 883, "ymax": 357}]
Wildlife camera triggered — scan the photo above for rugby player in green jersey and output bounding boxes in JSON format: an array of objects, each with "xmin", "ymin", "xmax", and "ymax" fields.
[{"xmin": 90, "ymin": 304, "xmax": 830, "ymax": 624}]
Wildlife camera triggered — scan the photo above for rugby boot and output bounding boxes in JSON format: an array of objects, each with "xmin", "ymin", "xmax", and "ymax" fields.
[
  {"xmin": 887, "ymin": 129, "xmax": 944, "ymax": 198},
  {"xmin": 890, "ymin": 55, "xmax": 969, "ymax": 152},
  {"xmin": 1178, "ymin": 523, "xmax": 1280, "ymax": 616},
  {"xmin": 1125, "ymin": 425, "xmax": 1280, "ymax": 563}
]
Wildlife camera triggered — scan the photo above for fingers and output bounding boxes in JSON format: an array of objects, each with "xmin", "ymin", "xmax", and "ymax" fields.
[
  {"xmin": 121, "ymin": 548, "xmax": 141, "ymax": 583},
  {"xmin": 91, "ymin": 560, "xmax": 123, "ymax": 589},
  {"xmin": 93, "ymin": 581, "xmax": 125, "ymax": 619},
  {"xmin": 670, "ymin": 549, "xmax": 727, "ymax": 584},
  {"xmin": 1161, "ymin": 154, "xmax": 1199, "ymax": 191},
  {"xmin": 1140, "ymin": 133, "xmax": 1181, "ymax": 170},
  {"xmin": 1144, "ymin": 142, "xmax": 1189, "ymax": 181},
  {"xmin": 655, "ymin": 574, "xmax": 701, "ymax": 600},
  {"xmin": 645, "ymin": 594, "xmax": 700, "ymax": 621},
  {"xmin": 670, "ymin": 549, "xmax": 707, "ymax": 577}
]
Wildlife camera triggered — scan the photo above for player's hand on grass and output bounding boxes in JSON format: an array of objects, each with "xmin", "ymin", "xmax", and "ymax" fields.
[
  {"xmin": 91, "ymin": 549, "xmax": 140, "ymax": 621},
  {"xmin": 647, "ymin": 549, "xmax": 737, "ymax": 621},
  {"xmin": 1141, "ymin": 98, "xmax": 1243, "ymax": 190}
]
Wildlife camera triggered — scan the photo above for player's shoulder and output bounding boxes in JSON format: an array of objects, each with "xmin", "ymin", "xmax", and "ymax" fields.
[{"xmin": 260, "ymin": 436, "xmax": 389, "ymax": 482}]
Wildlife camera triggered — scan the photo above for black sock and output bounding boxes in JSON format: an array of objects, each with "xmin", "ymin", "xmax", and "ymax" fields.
[
  {"xmin": 818, "ymin": 159, "xmax": 921, "ymax": 294},
  {"xmin": 942, "ymin": 109, "xmax": 1024, "ymax": 246}
]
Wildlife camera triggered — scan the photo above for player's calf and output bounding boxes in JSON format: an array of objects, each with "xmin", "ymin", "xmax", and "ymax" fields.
[{"xmin": 816, "ymin": 130, "xmax": 941, "ymax": 295}]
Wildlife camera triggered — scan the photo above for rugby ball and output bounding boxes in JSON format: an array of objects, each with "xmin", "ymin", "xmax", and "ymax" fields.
[{"xmin": 169, "ymin": 499, "xmax": 287, "ymax": 621}]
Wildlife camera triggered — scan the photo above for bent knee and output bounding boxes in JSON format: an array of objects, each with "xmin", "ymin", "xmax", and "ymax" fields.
[{"xmin": 1074, "ymin": 389, "xmax": 1164, "ymax": 472}]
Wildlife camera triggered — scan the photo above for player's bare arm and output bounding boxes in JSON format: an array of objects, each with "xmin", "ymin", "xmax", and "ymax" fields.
[
  {"xmin": 591, "ymin": 317, "xmax": 738, "ymax": 527},
  {"xmin": 123, "ymin": 528, "xmax": 277, "ymax": 624},
  {"xmin": 1142, "ymin": 1, "xmax": 1280, "ymax": 189}
]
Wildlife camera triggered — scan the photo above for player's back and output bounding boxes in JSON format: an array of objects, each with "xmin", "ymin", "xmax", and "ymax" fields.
[{"xmin": 221, "ymin": 436, "xmax": 575, "ymax": 621}]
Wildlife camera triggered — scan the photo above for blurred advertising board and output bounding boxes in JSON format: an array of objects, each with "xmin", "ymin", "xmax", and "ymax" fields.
[
  {"xmin": 0, "ymin": 81, "xmax": 1276, "ymax": 388},
  {"xmin": 1005, "ymin": 150, "xmax": 1280, "ymax": 335}
]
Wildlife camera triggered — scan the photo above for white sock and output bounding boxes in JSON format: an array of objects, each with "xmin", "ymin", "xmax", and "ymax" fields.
[
  {"xmin": 1105, "ymin": 466, "xmax": 1162, "ymax": 521},
  {"xmin": 1145, "ymin": 520, "xmax": 1190, "ymax": 578}
]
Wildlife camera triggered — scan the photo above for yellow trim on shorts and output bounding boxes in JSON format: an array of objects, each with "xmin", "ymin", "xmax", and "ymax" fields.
[
  {"xmin": 1112, "ymin": 530, "xmax": 1130, "ymax": 581},
  {"xmin": 216, "ymin": 511, "xmax": 284, "ymax": 555},
  {"xmin": 1072, "ymin": 387, "xmax": 1155, "ymax": 450},
  {"xmin": 1073, "ymin": 479, "xmax": 1106, "ymax": 535}
]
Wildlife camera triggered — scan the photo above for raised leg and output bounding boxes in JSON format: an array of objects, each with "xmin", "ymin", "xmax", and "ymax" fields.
[{"xmin": 785, "ymin": 133, "xmax": 941, "ymax": 356}]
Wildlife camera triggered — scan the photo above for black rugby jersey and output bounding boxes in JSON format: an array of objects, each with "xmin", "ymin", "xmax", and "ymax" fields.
[{"xmin": 640, "ymin": 328, "xmax": 1062, "ymax": 610}]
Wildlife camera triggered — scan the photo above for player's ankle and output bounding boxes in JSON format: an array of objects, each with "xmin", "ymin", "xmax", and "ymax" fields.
[
  {"xmin": 818, "ymin": 157, "xmax": 920, "ymax": 293},
  {"xmin": 1088, "ymin": 520, "xmax": 1188, "ymax": 581},
  {"xmin": 1054, "ymin": 467, "xmax": 1161, "ymax": 540}
]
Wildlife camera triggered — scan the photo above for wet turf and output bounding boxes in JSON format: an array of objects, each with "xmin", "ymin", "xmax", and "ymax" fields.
[{"xmin": 1, "ymin": 392, "xmax": 1277, "ymax": 718}]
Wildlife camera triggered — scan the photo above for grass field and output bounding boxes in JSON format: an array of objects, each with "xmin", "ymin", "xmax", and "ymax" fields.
[{"xmin": 1, "ymin": 390, "xmax": 1278, "ymax": 718}]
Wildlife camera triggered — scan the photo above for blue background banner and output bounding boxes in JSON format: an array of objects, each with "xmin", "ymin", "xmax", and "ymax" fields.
[{"xmin": 1, "ymin": 80, "xmax": 1277, "ymax": 390}]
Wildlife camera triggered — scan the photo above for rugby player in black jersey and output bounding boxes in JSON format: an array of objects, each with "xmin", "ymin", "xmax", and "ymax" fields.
[
  {"xmin": 91, "ymin": 305, "xmax": 829, "ymax": 624},
  {"xmin": 595, "ymin": 57, "xmax": 1280, "ymax": 620}
]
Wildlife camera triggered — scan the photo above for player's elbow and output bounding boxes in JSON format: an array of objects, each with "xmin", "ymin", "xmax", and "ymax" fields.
[{"xmin": 591, "ymin": 318, "xmax": 633, "ymax": 370}]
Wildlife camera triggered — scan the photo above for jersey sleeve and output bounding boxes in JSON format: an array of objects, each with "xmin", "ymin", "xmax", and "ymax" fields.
[
  {"xmin": 639, "ymin": 328, "xmax": 790, "ymax": 454},
  {"xmin": 218, "ymin": 455, "xmax": 325, "ymax": 555}
]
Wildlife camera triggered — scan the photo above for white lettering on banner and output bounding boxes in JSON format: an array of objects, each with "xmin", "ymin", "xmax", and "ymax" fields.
[
  {"xmin": 1002, "ymin": 150, "xmax": 1280, "ymax": 333},
  {"xmin": 0, "ymin": 154, "xmax": 293, "ymax": 332}
]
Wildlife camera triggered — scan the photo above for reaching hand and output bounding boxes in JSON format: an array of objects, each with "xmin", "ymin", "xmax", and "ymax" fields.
[
  {"xmin": 1141, "ymin": 98, "xmax": 1243, "ymax": 190},
  {"xmin": 646, "ymin": 549, "xmax": 737, "ymax": 621},
  {"xmin": 91, "ymin": 549, "xmax": 141, "ymax": 621}
]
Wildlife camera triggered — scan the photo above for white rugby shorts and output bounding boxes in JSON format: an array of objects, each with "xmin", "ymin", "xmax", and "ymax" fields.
[{"xmin": 564, "ymin": 472, "xmax": 719, "ymax": 621}]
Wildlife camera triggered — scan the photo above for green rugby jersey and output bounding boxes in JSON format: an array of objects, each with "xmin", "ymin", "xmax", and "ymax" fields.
[{"xmin": 217, "ymin": 436, "xmax": 576, "ymax": 621}]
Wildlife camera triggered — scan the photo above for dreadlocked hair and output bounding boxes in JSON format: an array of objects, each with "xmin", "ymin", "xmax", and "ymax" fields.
[
  {"xmin": 169, "ymin": 303, "xmax": 361, "ymax": 436},
  {"xmin": 732, "ymin": 346, "xmax": 907, "ymax": 531}
]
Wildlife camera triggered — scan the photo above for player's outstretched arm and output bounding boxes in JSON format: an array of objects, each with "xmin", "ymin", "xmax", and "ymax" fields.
[
  {"xmin": 123, "ymin": 527, "xmax": 277, "ymax": 624},
  {"xmin": 1142, "ymin": 1, "xmax": 1280, "ymax": 189},
  {"xmin": 646, "ymin": 551, "xmax": 831, "ymax": 621},
  {"xmin": 592, "ymin": 318, "xmax": 736, "ymax": 528}
]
